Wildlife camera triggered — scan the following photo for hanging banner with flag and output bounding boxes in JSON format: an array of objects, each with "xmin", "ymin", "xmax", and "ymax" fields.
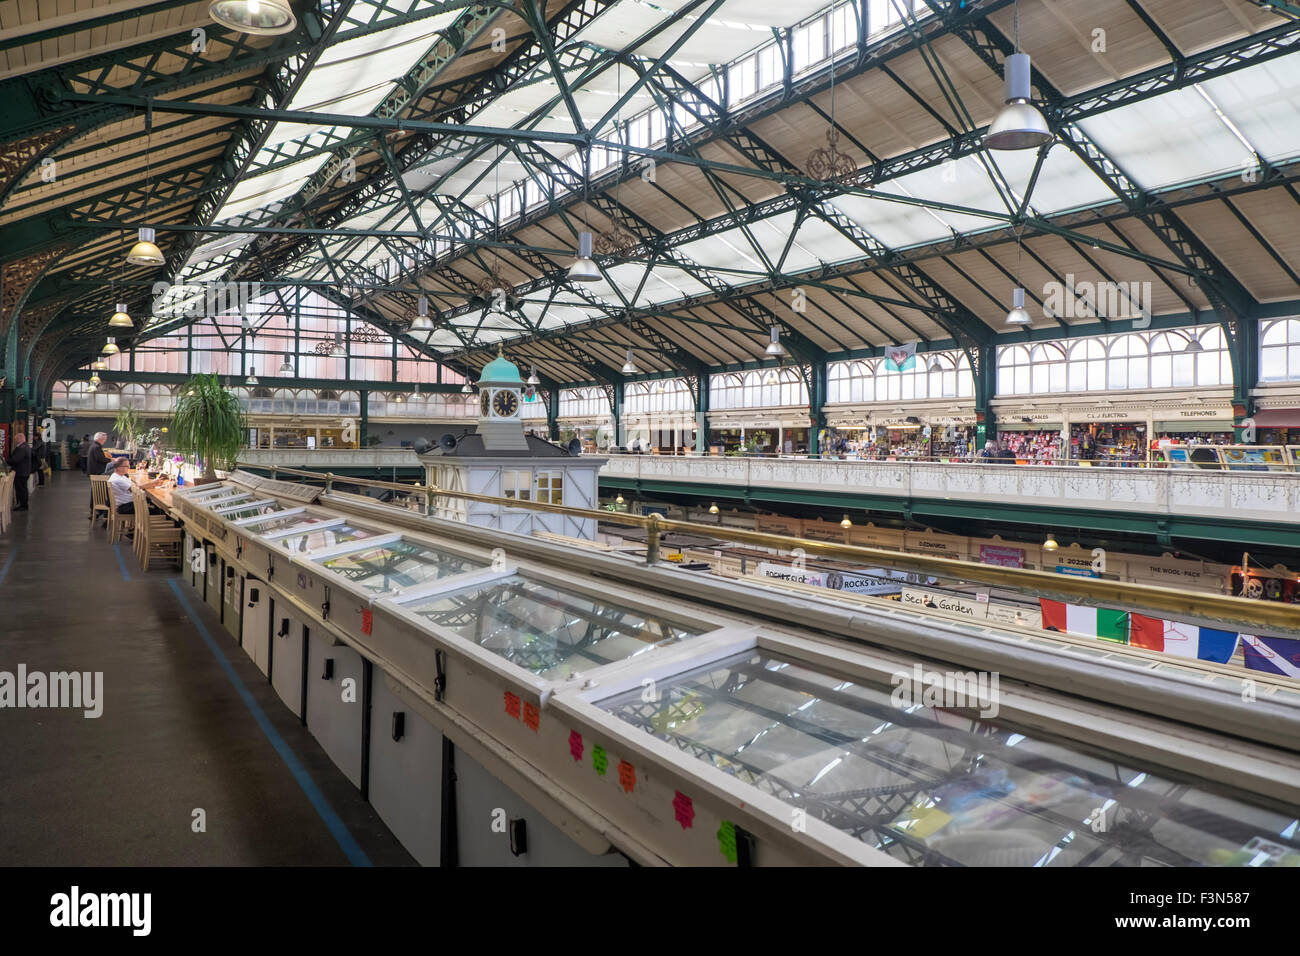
[
  {"xmin": 1129, "ymin": 614, "xmax": 1239, "ymax": 663},
  {"xmin": 1039, "ymin": 599, "xmax": 1128, "ymax": 643},
  {"xmin": 884, "ymin": 342, "xmax": 918, "ymax": 372},
  {"xmin": 1241, "ymin": 635, "xmax": 1300, "ymax": 677}
]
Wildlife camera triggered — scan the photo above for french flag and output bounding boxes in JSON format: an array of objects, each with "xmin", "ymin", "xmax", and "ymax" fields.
[
  {"xmin": 1129, "ymin": 614, "xmax": 1239, "ymax": 664},
  {"xmin": 1241, "ymin": 636, "xmax": 1300, "ymax": 678}
]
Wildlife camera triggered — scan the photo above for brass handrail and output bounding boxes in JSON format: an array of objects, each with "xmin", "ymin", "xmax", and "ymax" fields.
[{"xmin": 236, "ymin": 461, "xmax": 1300, "ymax": 636}]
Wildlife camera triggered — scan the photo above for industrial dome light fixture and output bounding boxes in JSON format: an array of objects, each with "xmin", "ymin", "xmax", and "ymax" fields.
[
  {"xmin": 89, "ymin": 372, "xmax": 101, "ymax": 387},
  {"xmin": 708, "ymin": 502, "xmax": 719, "ymax": 515},
  {"xmin": 927, "ymin": 355, "xmax": 943, "ymax": 373},
  {"xmin": 125, "ymin": 226, "xmax": 165, "ymax": 266},
  {"xmin": 1043, "ymin": 532, "xmax": 1060, "ymax": 552},
  {"xmin": 985, "ymin": 3, "xmax": 1053, "ymax": 151},
  {"xmin": 109, "ymin": 302, "xmax": 133, "ymax": 329},
  {"xmin": 278, "ymin": 354, "xmax": 294, "ymax": 374},
  {"xmin": 568, "ymin": 231, "xmax": 601, "ymax": 282},
  {"xmin": 245, "ymin": 367, "xmax": 258, "ymax": 386},
  {"xmin": 91, "ymin": 359, "xmax": 107, "ymax": 371},
  {"xmin": 101, "ymin": 336, "xmax": 120, "ymax": 355},
  {"xmin": 1184, "ymin": 334, "xmax": 1204, "ymax": 354},
  {"xmin": 615, "ymin": 493, "xmax": 625, "ymax": 505},
  {"xmin": 526, "ymin": 365, "xmax": 540, "ymax": 386},
  {"xmin": 840, "ymin": 515, "xmax": 853, "ymax": 529},
  {"xmin": 409, "ymin": 294, "xmax": 435, "ymax": 336},
  {"xmin": 461, "ymin": 381, "xmax": 474, "ymax": 394},
  {"xmin": 764, "ymin": 325, "xmax": 786, "ymax": 357},
  {"xmin": 1005, "ymin": 287, "xmax": 1032, "ymax": 326},
  {"xmin": 329, "ymin": 332, "xmax": 345, "ymax": 357},
  {"xmin": 621, "ymin": 347, "xmax": 639, "ymax": 375},
  {"xmin": 208, "ymin": 0, "xmax": 296, "ymax": 35}
]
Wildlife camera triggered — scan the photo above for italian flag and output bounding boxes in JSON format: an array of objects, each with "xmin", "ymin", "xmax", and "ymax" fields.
[
  {"xmin": 1039, "ymin": 599, "xmax": 1128, "ymax": 643},
  {"xmin": 1129, "ymin": 614, "xmax": 1239, "ymax": 663}
]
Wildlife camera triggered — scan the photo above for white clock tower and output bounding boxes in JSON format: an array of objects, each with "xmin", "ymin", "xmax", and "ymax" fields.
[{"xmin": 475, "ymin": 346, "xmax": 529, "ymax": 452}]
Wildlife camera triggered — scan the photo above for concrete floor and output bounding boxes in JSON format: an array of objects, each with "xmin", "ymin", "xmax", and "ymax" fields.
[{"xmin": 0, "ymin": 472, "xmax": 414, "ymax": 865}]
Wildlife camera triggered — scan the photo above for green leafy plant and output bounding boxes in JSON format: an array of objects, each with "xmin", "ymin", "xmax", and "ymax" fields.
[
  {"xmin": 168, "ymin": 374, "xmax": 247, "ymax": 478},
  {"xmin": 114, "ymin": 405, "xmax": 144, "ymax": 453}
]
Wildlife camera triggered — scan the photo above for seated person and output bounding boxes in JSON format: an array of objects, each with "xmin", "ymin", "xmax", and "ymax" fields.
[{"xmin": 108, "ymin": 457, "xmax": 167, "ymax": 516}]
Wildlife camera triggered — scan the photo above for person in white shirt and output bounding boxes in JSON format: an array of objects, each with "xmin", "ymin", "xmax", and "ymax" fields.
[{"xmin": 108, "ymin": 457, "xmax": 166, "ymax": 515}]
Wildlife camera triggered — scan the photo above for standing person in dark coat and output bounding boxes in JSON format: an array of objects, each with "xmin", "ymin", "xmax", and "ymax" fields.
[
  {"xmin": 86, "ymin": 431, "xmax": 111, "ymax": 476},
  {"xmin": 32, "ymin": 434, "xmax": 47, "ymax": 486},
  {"xmin": 7, "ymin": 433, "xmax": 34, "ymax": 511}
]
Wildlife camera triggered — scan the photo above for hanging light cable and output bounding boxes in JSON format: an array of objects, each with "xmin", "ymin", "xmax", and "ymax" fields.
[
  {"xmin": 1005, "ymin": 230, "xmax": 1032, "ymax": 326},
  {"xmin": 986, "ymin": 0, "xmax": 1053, "ymax": 150},
  {"xmin": 127, "ymin": 105, "xmax": 165, "ymax": 266}
]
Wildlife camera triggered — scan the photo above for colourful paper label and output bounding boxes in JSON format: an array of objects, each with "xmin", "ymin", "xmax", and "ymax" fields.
[
  {"xmin": 618, "ymin": 760, "xmax": 636, "ymax": 793},
  {"xmin": 568, "ymin": 730, "xmax": 583, "ymax": 762},
  {"xmin": 717, "ymin": 820, "xmax": 738, "ymax": 864},
  {"xmin": 592, "ymin": 745, "xmax": 607, "ymax": 776},
  {"xmin": 673, "ymin": 791, "xmax": 695, "ymax": 829},
  {"xmin": 522, "ymin": 701, "xmax": 539, "ymax": 732},
  {"xmin": 503, "ymin": 692, "xmax": 520, "ymax": 720}
]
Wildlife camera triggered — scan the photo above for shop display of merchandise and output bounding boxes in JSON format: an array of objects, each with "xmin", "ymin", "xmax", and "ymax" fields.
[{"xmin": 1002, "ymin": 430, "xmax": 1061, "ymax": 463}]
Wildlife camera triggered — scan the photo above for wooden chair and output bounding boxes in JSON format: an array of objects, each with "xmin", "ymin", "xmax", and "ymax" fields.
[
  {"xmin": 133, "ymin": 488, "xmax": 181, "ymax": 570},
  {"xmin": 109, "ymin": 500, "xmax": 133, "ymax": 545},
  {"xmin": 90, "ymin": 475, "xmax": 111, "ymax": 528}
]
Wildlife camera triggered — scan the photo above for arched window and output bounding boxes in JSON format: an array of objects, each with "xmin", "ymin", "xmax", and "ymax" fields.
[
  {"xmin": 997, "ymin": 345, "xmax": 1032, "ymax": 396},
  {"xmin": 1261, "ymin": 318, "xmax": 1300, "ymax": 382},
  {"xmin": 1066, "ymin": 338, "xmax": 1106, "ymax": 392},
  {"xmin": 1149, "ymin": 331, "xmax": 1195, "ymax": 388}
]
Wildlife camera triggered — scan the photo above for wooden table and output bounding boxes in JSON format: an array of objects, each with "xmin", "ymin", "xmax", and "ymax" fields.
[{"xmin": 136, "ymin": 477, "xmax": 180, "ymax": 520}]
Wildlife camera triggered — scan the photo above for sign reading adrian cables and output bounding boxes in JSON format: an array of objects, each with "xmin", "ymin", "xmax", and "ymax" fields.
[{"xmin": 757, "ymin": 562, "xmax": 914, "ymax": 595}]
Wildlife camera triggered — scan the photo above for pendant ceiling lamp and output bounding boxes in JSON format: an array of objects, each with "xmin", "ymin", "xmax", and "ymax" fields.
[
  {"xmin": 1184, "ymin": 335, "xmax": 1204, "ymax": 354},
  {"xmin": 329, "ymin": 332, "xmax": 345, "ymax": 357},
  {"xmin": 1005, "ymin": 287, "xmax": 1032, "ymax": 326},
  {"xmin": 461, "ymin": 381, "xmax": 474, "ymax": 394},
  {"xmin": 89, "ymin": 373, "xmax": 101, "ymax": 387},
  {"xmin": 409, "ymin": 294, "xmax": 435, "ymax": 334},
  {"xmin": 526, "ymin": 366, "xmax": 540, "ymax": 386},
  {"xmin": 1043, "ymin": 532, "xmax": 1060, "ymax": 552},
  {"xmin": 126, "ymin": 227, "xmax": 165, "ymax": 266},
  {"xmin": 927, "ymin": 355, "xmax": 943, "ymax": 372},
  {"xmin": 208, "ymin": 0, "xmax": 296, "ymax": 35},
  {"xmin": 569, "ymin": 231, "xmax": 601, "ymax": 282},
  {"xmin": 764, "ymin": 325, "xmax": 786, "ymax": 357},
  {"xmin": 763, "ymin": 369, "xmax": 778, "ymax": 386},
  {"xmin": 109, "ymin": 302, "xmax": 133, "ymax": 329},
  {"xmin": 278, "ymin": 354, "xmax": 294, "ymax": 374},
  {"xmin": 1005, "ymin": 232, "xmax": 1032, "ymax": 326},
  {"xmin": 102, "ymin": 337, "xmax": 120, "ymax": 355},
  {"xmin": 245, "ymin": 368, "xmax": 258, "ymax": 386},
  {"xmin": 621, "ymin": 348, "xmax": 639, "ymax": 375},
  {"xmin": 91, "ymin": 359, "xmax": 107, "ymax": 371},
  {"xmin": 986, "ymin": 2, "xmax": 1053, "ymax": 151}
]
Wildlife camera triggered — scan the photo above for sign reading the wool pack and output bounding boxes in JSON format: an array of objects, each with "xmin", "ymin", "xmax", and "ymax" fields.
[
  {"xmin": 901, "ymin": 587, "xmax": 988, "ymax": 619},
  {"xmin": 979, "ymin": 544, "xmax": 1025, "ymax": 568}
]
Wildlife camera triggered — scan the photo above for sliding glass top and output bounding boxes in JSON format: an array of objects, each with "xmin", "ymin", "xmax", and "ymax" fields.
[
  {"xmin": 314, "ymin": 540, "xmax": 483, "ymax": 594},
  {"xmin": 241, "ymin": 513, "xmax": 328, "ymax": 536},
  {"xmin": 597, "ymin": 650, "xmax": 1300, "ymax": 867},
  {"xmin": 217, "ymin": 502, "xmax": 283, "ymax": 522},
  {"xmin": 404, "ymin": 575, "xmax": 707, "ymax": 680},
  {"xmin": 195, "ymin": 489, "xmax": 251, "ymax": 507},
  {"xmin": 276, "ymin": 524, "xmax": 381, "ymax": 554}
]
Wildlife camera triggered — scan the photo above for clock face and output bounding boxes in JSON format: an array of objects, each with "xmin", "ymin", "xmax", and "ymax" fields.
[
  {"xmin": 493, "ymin": 389, "xmax": 519, "ymax": 418},
  {"xmin": 480, "ymin": 392, "xmax": 491, "ymax": 417}
]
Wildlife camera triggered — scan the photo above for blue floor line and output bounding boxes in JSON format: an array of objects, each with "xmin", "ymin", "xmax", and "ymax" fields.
[
  {"xmin": 112, "ymin": 543, "xmax": 133, "ymax": 581},
  {"xmin": 167, "ymin": 578, "xmax": 372, "ymax": 867},
  {"xmin": 0, "ymin": 547, "xmax": 16, "ymax": 587}
]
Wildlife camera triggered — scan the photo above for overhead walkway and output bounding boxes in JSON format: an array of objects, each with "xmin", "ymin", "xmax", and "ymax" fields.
[{"xmin": 599, "ymin": 454, "xmax": 1300, "ymax": 548}]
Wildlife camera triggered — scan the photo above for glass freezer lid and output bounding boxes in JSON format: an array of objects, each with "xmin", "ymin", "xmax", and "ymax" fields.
[
  {"xmin": 276, "ymin": 524, "xmax": 382, "ymax": 554},
  {"xmin": 314, "ymin": 540, "xmax": 484, "ymax": 594},
  {"xmin": 404, "ymin": 575, "xmax": 707, "ymax": 680},
  {"xmin": 216, "ymin": 502, "xmax": 282, "ymax": 522},
  {"xmin": 196, "ymin": 489, "xmax": 252, "ymax": 507},
  {"xmin": 596, "ymin": 650, "xmax": 1300, "ymax": 868},
  {"xmin": 241, "ymin": 513, "xmax": 328, "ymax": 536}
]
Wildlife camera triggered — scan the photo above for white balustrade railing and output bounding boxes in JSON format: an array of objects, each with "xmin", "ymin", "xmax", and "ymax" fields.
[
  {"xmin": 239, "ymin": 448, "xmax": 421, "ymax": 469},
  {"xmin": 600, "ymin": 454, "xmax": 1300, "ymax": 526}
]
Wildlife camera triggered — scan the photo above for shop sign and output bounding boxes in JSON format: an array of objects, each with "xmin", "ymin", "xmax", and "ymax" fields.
[
  {"xmin": 901, "ymin": 587, "xmax": 988, "ymax": 619},
  {"xmin": 1087, "ymin": 409, "xmax": 1143, "ymax": 421},
  {"xmin": 832, "ymin": 568, "xmax": 915, "ymax": 595},
  {"xmin": 1056, "ymin": 565, "xmax": 1099, "ymax": 578},
  {"xmin": 979, "ymin": 544, "xmax": 1025, "ymax": 568},
  {"xmin": 998, "ymin": 411, "xmax": 1058, "ymax": 424},
  {"xmin": 757, "ymin": 562, "xmax": 825, "ymax": 587},
  {"xmin": 987, "ymin": 603, "xmax": 1041, "ymax": 627},
  {"xmin": 907, "ymin": 534, "xmax": 966, "ymax": 558},
  {"xmin": 1164, "ymin": 407, "xmax": 1232, "ymax": 420}
]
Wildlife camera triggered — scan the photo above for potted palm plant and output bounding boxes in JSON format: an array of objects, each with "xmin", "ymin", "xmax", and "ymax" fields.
[
  {"xmin": 114, "ymin": 405, "xmax": 144, "ymax": 457},
  {"xmin": 169, "ymin": 374, "xmax": 247, "ymax": 480}
]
